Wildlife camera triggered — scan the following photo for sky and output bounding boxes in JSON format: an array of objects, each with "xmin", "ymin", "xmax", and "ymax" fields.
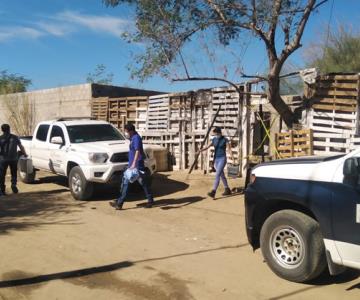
[{"xmin": 0, "ymin": 0, "xmax": 359, "ymax": 93}]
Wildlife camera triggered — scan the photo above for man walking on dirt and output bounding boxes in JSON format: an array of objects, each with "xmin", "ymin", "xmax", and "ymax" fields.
[
  {"xmin": 0, "ymin": 124, "xmax": 27, "ymax": 195},
  {"xmin": 110, "ymin": 124, "xmax": 154, "ymax": 210}
]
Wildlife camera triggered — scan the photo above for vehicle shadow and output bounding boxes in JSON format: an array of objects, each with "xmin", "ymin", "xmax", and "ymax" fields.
[
  {"xmin": 34, "ymin": 175, "xmax": 68, "ymax": 187},
  {"xmin": 268, "ymin": 270, "xmax": 360, "ymax": 300},
  {"xmin": 0, "ymin": 189, "xmax": 84, "ymax": 235},
  {"xmin": 310, "ymin": 269, "xmax": 360, "ymax": 286}
]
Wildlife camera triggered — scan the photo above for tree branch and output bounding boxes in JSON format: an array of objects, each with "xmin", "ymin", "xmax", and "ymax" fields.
[
  {"xmin": 268, "ymin": 0, "xmax": 282, "ymax": 45},
  {"xmin": 279, "ymin": 0, "xmax": 328, "ymax": 65},
  {"xmin": 173, "ymin": 76, "xmax": 266, "ymax": 95}
]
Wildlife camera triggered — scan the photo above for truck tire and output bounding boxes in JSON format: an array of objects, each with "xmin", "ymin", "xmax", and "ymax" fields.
[
  {"xmin": 260, "ymin": 209, "xmax": 327, "ymax": 283},
  {"xmin": 68, "ymin": 166, "xmax": 94, "ymax": 200},
  {"xmin": 18, "ymin": 163, "xmax": 36, "ymax": 184}
]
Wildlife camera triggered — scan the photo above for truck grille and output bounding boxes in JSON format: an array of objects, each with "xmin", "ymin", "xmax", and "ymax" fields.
[{"xmin": 110, "ymin": 152, "xmax": 128, "ymax": 163}]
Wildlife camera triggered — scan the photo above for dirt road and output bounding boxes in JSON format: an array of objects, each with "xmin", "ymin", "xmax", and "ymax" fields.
[{"xmin": 0, "ymin": 171, "xmax": 359, "ymax": 300}]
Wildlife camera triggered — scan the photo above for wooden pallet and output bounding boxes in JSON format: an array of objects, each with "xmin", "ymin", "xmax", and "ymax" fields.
[
  {"xmin": 146, "ymin": 94, "xmax": 170, "ymax": 130},
  {"xmin": 308, "ymin": 73, "xmax": 360, "ymax": 135},
  {"xmin": 108, "ymin": 96, "xmax": 148, "ymax": 130},
  {"xmin": 275, "ymin": 129, "xmax": 313, "ymax": 158},
  {"xmin": 91, "ymin": 97, "xmax": 109, "ymax": 121},
  {"xmin": 313, "ymin": 132, "xmax": 360, "ymax": 156}
]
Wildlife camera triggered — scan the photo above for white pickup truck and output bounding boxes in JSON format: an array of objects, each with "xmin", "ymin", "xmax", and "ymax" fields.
[
  {"xmin": 245, "ymin": 150, "xmax": 360, "ymax": 282},
  {"xmin": 19, "ymin": 118, "xmax": 156, "ymax": 200}
]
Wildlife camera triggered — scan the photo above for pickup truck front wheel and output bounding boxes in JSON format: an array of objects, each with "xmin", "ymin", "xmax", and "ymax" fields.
[
  {"xmin": 260, "ymin": 210, "xmax": 327, "ymax": 283},
  {"xmin": 69, "ymin": 166, "xmax": 94, "ymax": 200}
]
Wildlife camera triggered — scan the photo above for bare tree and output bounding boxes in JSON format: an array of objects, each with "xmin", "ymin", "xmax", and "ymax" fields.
[
  {"xmin": 3, "ymin": 94, "xmax": 36, "ymax": 136},
  {"xmin": 103, "ymin": 0, "xmax": 329, "ymax": 127}
]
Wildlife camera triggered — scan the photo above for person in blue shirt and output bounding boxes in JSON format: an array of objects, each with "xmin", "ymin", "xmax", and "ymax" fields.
[
  {"xmin": 198, "ymin": 127, "xmax": 234, "ymax": 199},
  {"xmin": 110, "ymin": 124, "xmax": 154, "ymax": 210}
]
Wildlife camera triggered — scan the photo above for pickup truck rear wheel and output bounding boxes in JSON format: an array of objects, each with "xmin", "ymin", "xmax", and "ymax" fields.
[
  {"xmin": 260, "ymin": 210, "xmax": 327, "ymax": 283},
  {"xmin": 69, "ymin": 166, "xmax": 94, "ymax": 200}
]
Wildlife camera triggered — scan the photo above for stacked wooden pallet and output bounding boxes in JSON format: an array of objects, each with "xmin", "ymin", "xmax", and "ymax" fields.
[
  {"xmin": 313, "ymin": 132, "xmax": 360, "ymax": 155},
  {"xmin": 275, "ymin": 129, "xmax": 313, "ymax": 158},
  {"xmin": 141, "ymin": 87, "xmax": 248, "ymax": 173},
  {"xmin": 307, "ymin": 73, "xmax": 360, "ymax": 156},
  {"xmin": 91, "ymin": 97, "xmax": 109, "ymax": 121},
  {"xmin": 208, "ymin": 86, "xmax": 244, "ymax": 175},
  {"xmin": 146, "ymin": 94, "xmax": 170, "ymax": 131},
  {"xmin": 135, "ymin": 107, "xmax": 147, "ymax": 132},
  {"xmin": 108, "ymin": 96, "xmax": 148, "ymax": 130},
  {"xmin": 142, "ymin": 92, "xmax": 211, "ymax": 170},
  {"xmin": 308, "ymin": 73, "xmax": 359, "ymax": 135}
]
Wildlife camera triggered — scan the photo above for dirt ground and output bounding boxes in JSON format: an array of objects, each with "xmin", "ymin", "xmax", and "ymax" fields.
[{"xmin": 0, "ymin": 170, "xmax": 359, "ymax": 300}]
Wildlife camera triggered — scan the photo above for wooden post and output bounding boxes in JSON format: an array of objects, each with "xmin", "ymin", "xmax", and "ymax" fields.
[{"xmin": 309, "ymin": 129, "xmax": 314, "ymax": 155}]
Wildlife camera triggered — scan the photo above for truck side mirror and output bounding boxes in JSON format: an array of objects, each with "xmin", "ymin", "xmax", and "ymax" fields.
[
  {"xmin": 51, "ymin": 136, "xmax": 64, "ymax": 145},
  {"xmin": 343, "ymin": 158, "xmax": 359, "ymax": 177},
  {"xmin": 343, "ymin": 158, "xmax": 360, "ymax": 186}
]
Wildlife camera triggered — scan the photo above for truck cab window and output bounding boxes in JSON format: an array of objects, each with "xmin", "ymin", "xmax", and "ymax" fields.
[
  {"xmin": 50, "ymin": 125, "xmax": 65, "ymax": 143},
  {"xmin": 36, "ymin": 125, "xmax": 50, "ymax": 142}
]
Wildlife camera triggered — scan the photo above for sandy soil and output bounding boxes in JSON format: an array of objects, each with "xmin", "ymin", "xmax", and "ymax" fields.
[{"xmin": 0, "ymin": 171, "xmax": 359, "ymax": 300}]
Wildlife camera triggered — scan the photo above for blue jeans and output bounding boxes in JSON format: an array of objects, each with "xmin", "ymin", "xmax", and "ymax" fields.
[
  {"xmin": 117, "ymin": 170, "xmax": 154, "ymax": 205},
  {"xmin": 213, "ymin": 156, "xmax": 229, "ymax": 191}
]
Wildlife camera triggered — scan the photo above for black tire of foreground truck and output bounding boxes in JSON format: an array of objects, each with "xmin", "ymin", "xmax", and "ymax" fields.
[
  {"xmin": 260, "ymin": 209, "xmax": 327, "ymax": 283},
  {"xmin": 68, "ymin": 166, "xmax": 94, "ymax": 200},
  {"xmin": 18, "ymin": 163, "xmax": 36, "ymax": 184}
]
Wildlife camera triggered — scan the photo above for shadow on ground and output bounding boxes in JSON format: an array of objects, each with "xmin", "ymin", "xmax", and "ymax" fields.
[
  {"xmin": 0, "ymin": 188, "xmax": 84, "ymax": 235},
  {"xmin": 268, "ymin": 269, "xmax": 360, "ymax": 300},
  {"xmin": 0, "ymin": 243, "xmax": 247, "ymax": 289},
  {"xmin": 92, "ymin": 173, "xmax": 190, "ymax": 202}
]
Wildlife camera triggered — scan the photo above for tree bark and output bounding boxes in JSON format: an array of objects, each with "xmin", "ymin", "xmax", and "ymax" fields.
[{"xmin": 267, "ymin": 74, "xmax": 296, "ymax": 128}]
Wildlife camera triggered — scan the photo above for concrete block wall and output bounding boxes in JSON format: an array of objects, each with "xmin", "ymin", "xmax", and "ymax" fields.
[
  {"xmin": 0, "ymin": 83, "xmax": 165, "ymax": 135},
  {"xmin": 0, "ymin": 84, "xmax": 93, "ymax": 135}
]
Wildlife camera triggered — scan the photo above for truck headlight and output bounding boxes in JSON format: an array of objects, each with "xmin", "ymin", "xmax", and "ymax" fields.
[{"xmin": 88, "ymin": 153, "xmax": 109, "ymax": 163}]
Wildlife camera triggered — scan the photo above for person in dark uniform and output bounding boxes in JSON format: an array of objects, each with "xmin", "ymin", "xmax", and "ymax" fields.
[
  {"xmin": 0, "ymin": 124, "xmax": 27, "ymax": 195},
  {"xmin": 110, "ymin": 124, "xmax": 154, "ymax": 210}
]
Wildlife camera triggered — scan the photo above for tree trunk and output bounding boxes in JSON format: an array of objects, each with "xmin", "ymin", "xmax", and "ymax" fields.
[{"xmin": 267, "ymin": 75, "xmax": 296, "ymax": 128}]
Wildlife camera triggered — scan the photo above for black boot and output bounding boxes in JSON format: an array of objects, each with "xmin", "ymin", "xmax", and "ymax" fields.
[
  {"xmin": 109, "ymin": 201, "xmax": 123, "ymax": 210},
  {"xmin": 11, "ymin": 185, "xmax": 18, "ymax": 194},
  {"xmin": 1, "ymin": 186, "xmax": 6, "ymax": 196},
  {"xmin": 144, "ymin": 202, "xmax": 153, "ymax": 209},
  {"xmin": 207, "ymin": 190, "xmax": 216, "ymax": 199},
  {"xmin": 222, "ymin": 188, "xmax": 232, "ymax": 196}
]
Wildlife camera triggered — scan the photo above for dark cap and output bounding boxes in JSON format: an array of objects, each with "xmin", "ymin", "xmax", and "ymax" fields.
[
  {"xmin": 1, "ymin": 124, "xmax": 10, "ymax": 133},
  {"xmin": 212, "ymin": 126, "xmax": 222, "ymax": 134},
  {"xmin": 124, "ymin": 123, "xmax": 136, "ymax": 132}
]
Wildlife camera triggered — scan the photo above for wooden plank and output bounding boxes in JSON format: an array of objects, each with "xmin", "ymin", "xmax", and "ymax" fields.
[
  {"xmin": 311, "ymin": 125, "xmax": 355, "ymax": 134},
  {"xmin": 316, "ymin": 89, "xmax": 359, "ymax": 97},
  {"xmin": 312, "ymin": 104, "xmax": 357, "ymax": 112},
  {"xmin": 317, "ymin": 82, "xmax": 359, "ymax": 89},
  {"xmin": 314, "ymin": 98, "xmax": 358, "ymax": 105},
  {"xmin": 312, "ymin": 111, "xmax": 357, "ymax": 120},
  {"xmin": 312, "ymin": 118, "xmax": 355, "ymax": 128}
]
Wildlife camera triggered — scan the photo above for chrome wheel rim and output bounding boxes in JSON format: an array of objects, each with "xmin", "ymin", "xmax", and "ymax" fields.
[
  {"xmin": 270, "ymin": 226, "xmax": 305, "ymax": 269},
  {"xmin": 71, "ymin": 174, "xmax": 82, "ymax": 194}
]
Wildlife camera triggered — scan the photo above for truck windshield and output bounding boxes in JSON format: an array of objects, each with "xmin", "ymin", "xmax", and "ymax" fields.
[{"xmin": 67, "ymin": 124, "xmax": 125, "ymax": 143}]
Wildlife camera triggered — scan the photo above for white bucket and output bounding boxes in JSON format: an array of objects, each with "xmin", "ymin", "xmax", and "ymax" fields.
[{"xmin": 19, "ymin": 157, "xmax": 33, "ymax": 174}]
